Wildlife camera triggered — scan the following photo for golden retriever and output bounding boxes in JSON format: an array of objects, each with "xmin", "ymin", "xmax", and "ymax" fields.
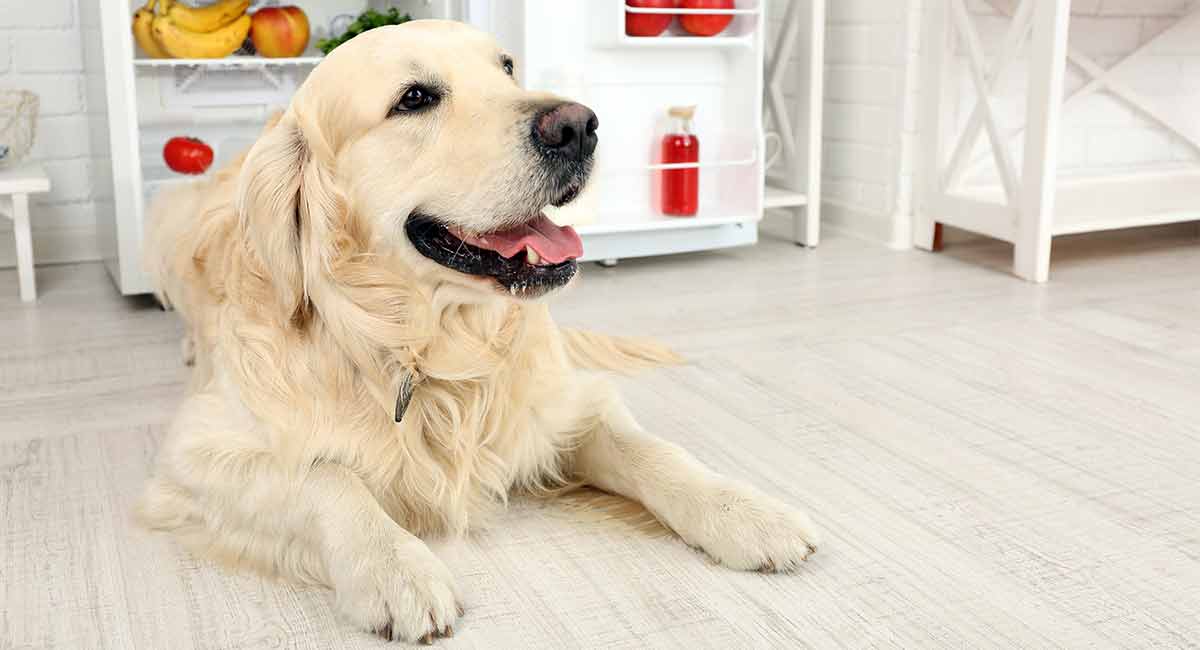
[{"xmin": 138, "ymin": 20, "xmax": 819, "ymax": 643}]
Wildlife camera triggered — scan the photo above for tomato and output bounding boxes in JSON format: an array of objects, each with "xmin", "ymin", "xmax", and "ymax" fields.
[
  {"xmin": 163, "ymin": 137, "xmax": 214, "ymax": 175},
  {"xmin": 625, "ymin": 0, "xmax": 675, "ymax": 37},
  {"xmin": 679, "ymin": 0, "xmax": 734, "ymax": 37}
]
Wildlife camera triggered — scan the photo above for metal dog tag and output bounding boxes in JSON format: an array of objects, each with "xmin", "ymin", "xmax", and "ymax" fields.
[{"xmin": 394, "ymin": 372, "xmax": 416, "ymax": 423}]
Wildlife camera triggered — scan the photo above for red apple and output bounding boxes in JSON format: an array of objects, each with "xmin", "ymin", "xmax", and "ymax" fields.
[
  {"xmin": 626, "ymin": 0, "xmax": 675, "ymax": 37},
  {"xmin": 679, "ymin": 0, "xmax": 734, "ymax": 37},
  {"xmin": 251, "ymin": 6, "xmax": 310, "ymax": 58}
]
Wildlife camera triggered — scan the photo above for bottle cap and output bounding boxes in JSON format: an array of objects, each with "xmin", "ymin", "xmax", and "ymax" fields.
[{"xmin": 668, "ymin": 105, "xmax": 697, "ymax": 120}]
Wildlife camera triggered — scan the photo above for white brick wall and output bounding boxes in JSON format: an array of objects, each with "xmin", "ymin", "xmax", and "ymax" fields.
[
  {"xmin": 770, "ymin": 0, "xmax": 921, "ymax": 246},
  {"xmin": 0, "ymin": 0, "xmax": 100, "ymax": 269},
  {"xmin": 0, "ymin": 2, "xmax": 73, "ymax": 29}
]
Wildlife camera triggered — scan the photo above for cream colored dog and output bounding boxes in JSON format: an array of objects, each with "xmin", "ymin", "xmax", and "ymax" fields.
[{"xmin": 139, "ymin": 20, "xmax": 819, "ymax": 644}]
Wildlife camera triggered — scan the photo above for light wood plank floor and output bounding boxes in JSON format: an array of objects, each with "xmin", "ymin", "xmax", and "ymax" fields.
[{"xmin": 2, "ymin": 219, "xmax": 1198, "ymax": 648}]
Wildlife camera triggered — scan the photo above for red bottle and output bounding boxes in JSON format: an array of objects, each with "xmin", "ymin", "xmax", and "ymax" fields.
[{"xmin": 661, "ymin": 106, "xmax": 699, "ymax": 217}]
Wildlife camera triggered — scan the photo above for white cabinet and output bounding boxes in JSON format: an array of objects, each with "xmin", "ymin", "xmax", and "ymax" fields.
[{"xmin": 83, "ymin": 1, "xmax": 819, "ymax": 295}]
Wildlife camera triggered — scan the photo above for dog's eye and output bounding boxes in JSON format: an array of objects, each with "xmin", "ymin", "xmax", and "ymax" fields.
[
  {"xmin": 390, "ymin": 86, "xmax": 439, "ymax": 116},
  {"xmin": 501, "ymin": 56, "xmax": 514, "ymax": 77}
]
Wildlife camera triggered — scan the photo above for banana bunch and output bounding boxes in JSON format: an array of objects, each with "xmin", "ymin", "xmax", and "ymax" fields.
[{"xmin": 132, "ymin": 0, "xmax": 252, "ymax": 60}]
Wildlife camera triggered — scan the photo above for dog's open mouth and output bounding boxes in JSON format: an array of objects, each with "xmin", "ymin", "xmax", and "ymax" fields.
[{"xmin": 405, "ymin": 213, "xmax": 583, "ymax": 297}]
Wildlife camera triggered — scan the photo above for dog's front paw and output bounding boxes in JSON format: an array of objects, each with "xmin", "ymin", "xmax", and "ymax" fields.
[
  {"xmin": 330, "ymin": 536, "xmax": 462, "ymax": 643},
  {"xmin": 676, "ymin": 482, "xmax": 820, "ymax": 572}
]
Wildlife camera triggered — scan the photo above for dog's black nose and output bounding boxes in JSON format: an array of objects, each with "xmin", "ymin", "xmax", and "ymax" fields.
[{"xmin": 534, "ymin": 102, "xmax": 599, "ymax": 160}]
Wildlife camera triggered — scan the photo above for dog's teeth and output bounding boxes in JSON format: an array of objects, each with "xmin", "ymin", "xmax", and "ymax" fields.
[{"xmin": 526, "ymin": 246, "xmax": 540, "ymax": 265}]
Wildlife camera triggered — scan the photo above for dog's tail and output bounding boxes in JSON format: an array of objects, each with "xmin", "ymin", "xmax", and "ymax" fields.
[{"xmin": 560, "ymin": 328, "xmax": 684, "ymax": 373}]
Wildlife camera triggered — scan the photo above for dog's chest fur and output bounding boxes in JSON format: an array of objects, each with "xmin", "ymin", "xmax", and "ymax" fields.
[
  {"xmin": 227, "ymin": 299, "xmax": 590, "ymax": 537},
  {"xmin": 378, "ymin": 349, "xmax": 587, "ymax": 535}
]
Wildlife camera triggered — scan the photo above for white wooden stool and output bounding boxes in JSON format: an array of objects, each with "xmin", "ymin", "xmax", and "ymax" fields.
[{"xmin": 0, "ymin": 163, "xmax": 51, "ymax": 302}]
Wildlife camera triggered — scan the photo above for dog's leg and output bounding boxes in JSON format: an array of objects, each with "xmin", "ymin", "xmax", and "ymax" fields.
[
  {"xmin": 291, "ymin": 462, "xmax": 462, "ymax": 643},
  {"xmin": 140, "ymin": 398, "xmax": 461, "ymax": 642},
  {"xmin": 573, "ymin": 389, "xmax": 820, "ymax": 572}
]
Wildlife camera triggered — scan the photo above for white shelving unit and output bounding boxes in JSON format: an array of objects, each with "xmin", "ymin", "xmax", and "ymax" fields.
[
  {"xmin": 132, "ymin": 55, "xmax": 326, "ymax": 67},
  {"xmin": 918, "ymin": 0, "xmax": 1200, "ymax": 282},
  {"xmin": 763, "ymin": 0, "xmax": 824, "ymax": 247},
  {"xmin": 82, "ymin": 0, "xmax": 818, "ymax": 294}
]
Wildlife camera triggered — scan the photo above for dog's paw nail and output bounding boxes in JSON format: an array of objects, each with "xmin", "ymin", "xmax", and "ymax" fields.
[
  {"xmin": 419, "ymin": 632, "xmax": 434, "ymax": 645},
  {"xmin": 456, "ymin": 603, "xmax": 465, "ymax": 617},
  {"xmin": 375, "ymin": 622, "xmax": 393, "ymax": 641},
  {"xmin": 443, "ymin": 625, "xmax": 454, "ymax": 638}
]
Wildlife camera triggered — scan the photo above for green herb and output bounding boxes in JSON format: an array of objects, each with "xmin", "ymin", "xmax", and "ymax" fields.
[{"xmin": 316, "ymin": 8, "xmax": 412, "ymax": 55}]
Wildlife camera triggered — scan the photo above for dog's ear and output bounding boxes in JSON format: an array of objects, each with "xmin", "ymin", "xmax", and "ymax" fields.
[
  {"xmin": 237, "ymin": 109, "xmax": 342, "ymax": 325},
  {"xmin": 237, "ymin": 111, "xmax": 307, "ymax": 322}
]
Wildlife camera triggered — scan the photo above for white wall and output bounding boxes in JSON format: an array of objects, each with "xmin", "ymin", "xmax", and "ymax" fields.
[
  {"xmin": 0, "ymin": 0, "xmax": 102, "ymax": 269},
  {"xmin": 768, "ymin": 0, "xmax": 921, "ymax": 247},
  {"xmin": 817, "ymin": 0, "xmax": 921, "ymax": 247}
]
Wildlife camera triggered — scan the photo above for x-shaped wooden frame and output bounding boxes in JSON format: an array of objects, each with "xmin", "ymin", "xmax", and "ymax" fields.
[{"xmin": 953, "ymin": 0, "xmax": 1200, "ymax": 185}]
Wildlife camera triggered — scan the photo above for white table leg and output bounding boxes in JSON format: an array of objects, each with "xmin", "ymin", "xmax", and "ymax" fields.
[
  {"xmin": 793, "ymin": 204, "xmax": 820, "ymax": 248},
  {"xmin": 12, "ymin": 192, "xmax": 36, "ymax": 302},
  {"xmin": 800, "ymin": 0, "xmax": 824, "ymax": 248},
  {"xmin": 915, "ymin": 0, "xmax": 952, "ymax": 251},
  {"xmin": 1015, "ymin": 0, "xmax": 1071, "ymax": 283}
]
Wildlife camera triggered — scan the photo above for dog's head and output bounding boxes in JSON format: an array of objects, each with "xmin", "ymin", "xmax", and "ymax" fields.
[{"xmin": 237, "ymin": 20, "xmax": 596, "ymax": 320}]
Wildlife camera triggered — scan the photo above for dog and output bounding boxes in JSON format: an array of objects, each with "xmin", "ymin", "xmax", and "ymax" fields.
[{"xmin": 138, "ymin": 20, "xmax": 820, "ymax": 644}]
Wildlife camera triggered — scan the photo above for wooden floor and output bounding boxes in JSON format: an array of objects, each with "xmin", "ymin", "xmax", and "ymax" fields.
[{"xmin": 2, "ymin": 219, "xmax": 1199, "ymax": 648}]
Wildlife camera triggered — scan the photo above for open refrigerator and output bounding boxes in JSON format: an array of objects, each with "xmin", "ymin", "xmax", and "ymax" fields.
[{"xmin": 82, "ymin": 0, "xmax": 782, "ymax": 295}]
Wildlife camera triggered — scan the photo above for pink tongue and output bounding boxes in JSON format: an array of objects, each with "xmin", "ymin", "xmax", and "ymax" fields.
[{"xmin": 456, "ymin": 214, "xmax": 583, "ymax": 264}]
